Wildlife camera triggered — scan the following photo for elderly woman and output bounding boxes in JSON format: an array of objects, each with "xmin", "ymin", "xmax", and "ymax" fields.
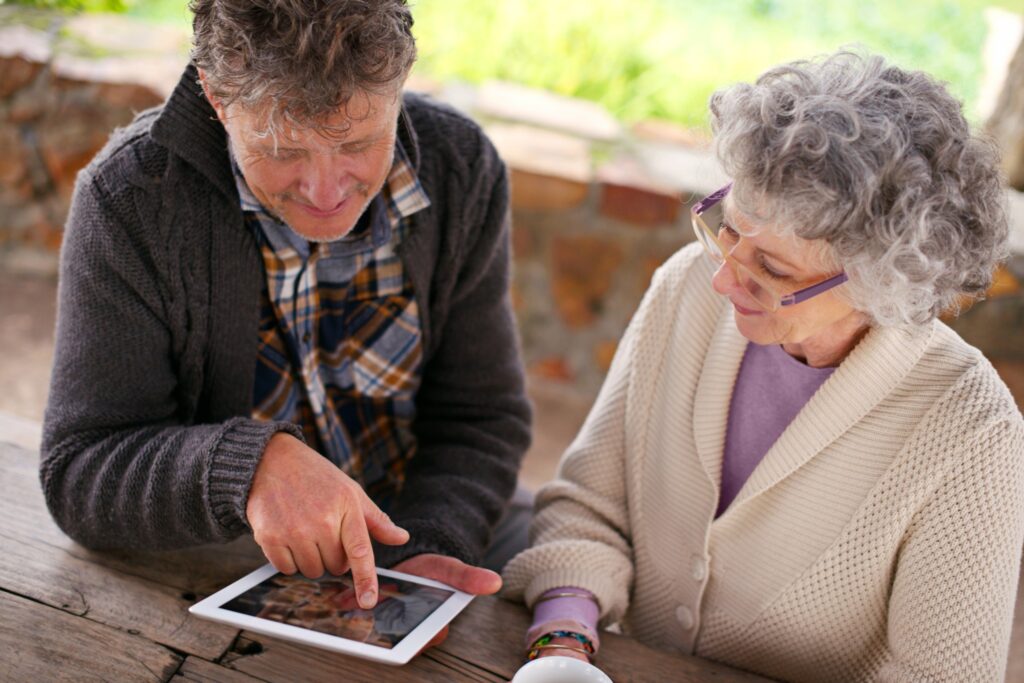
[{"xmin": 502, "ymin": 51, "xmax": 1024, "ymax": 682}]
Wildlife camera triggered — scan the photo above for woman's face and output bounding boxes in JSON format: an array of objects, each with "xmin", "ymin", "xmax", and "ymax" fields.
[{"xmin": 710, "ymin": 201, "xmax": 867, "ymax": 353}]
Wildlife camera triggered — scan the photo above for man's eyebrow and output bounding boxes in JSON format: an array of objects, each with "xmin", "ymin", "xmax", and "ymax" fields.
[{"xmin": 330, "ymin": 134, "xmax": 382, "ymax": 150}]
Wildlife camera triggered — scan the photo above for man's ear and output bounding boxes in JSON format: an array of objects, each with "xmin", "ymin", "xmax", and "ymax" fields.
[{"xmin": 197, "ymin": 68, "xmax": 227, "ymax": 124}]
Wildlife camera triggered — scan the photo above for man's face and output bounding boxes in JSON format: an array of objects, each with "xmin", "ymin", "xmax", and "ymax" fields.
[{"xmin": 207, "ymin": 82, "xmax": 401, "ymax": 243}]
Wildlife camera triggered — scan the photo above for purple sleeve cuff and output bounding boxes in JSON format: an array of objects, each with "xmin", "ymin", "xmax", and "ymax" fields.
[{"xmin": 526, "ymin": 586, "xmax": 601, "ymax": 651}]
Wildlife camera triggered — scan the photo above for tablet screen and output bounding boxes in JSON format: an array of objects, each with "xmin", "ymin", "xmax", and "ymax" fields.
[{"xmin": 221, "ymin": 571, "xmax": 454, "ymax": 649}]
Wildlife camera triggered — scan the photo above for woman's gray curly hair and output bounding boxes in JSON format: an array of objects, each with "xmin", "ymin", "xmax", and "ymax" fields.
[
  {"xmin": 709, "ymin": 50, "xmax": 1009, "ymax": 327},
  {"xmin": 190, "ymin": 0, "xmax": 416, "ymax": 131}
]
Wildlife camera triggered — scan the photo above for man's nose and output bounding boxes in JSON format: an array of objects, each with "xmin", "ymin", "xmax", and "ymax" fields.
[{"xmin": 298, "ymin": 158, "xmax": 348, "ymax": 211}]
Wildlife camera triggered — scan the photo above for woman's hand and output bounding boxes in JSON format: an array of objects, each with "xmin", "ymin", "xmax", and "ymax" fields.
[{"xmin": 391, "ymin": 553, "xmax": 503, "ymax": 652}]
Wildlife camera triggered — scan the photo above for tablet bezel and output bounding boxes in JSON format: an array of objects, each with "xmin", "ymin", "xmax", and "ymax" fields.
[{"xmin": 189, "ymin": 563, "xmax": 474, "ymax": 665}]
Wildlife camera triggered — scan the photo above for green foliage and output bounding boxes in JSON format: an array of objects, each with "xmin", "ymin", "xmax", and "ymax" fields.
[
  {"xmin": 412, "ymin": 0, "xmax": 1024, "ymax": 129},
  {"xmin": 2, "ymin": 0, "xmax": 129, "ymax": 11},
  {"xmin": 19, "ymin": 0, "xmax": 1024, "ymax": 129}
]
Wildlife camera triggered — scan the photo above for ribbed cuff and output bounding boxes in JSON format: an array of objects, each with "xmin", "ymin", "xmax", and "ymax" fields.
[
  {"xmin": 207, "ymin": 417, "xmax": 305, "ymax": 535},
  {"xmin": 374, "ymin": 517, "xmax": 473, "ymax": 568}
]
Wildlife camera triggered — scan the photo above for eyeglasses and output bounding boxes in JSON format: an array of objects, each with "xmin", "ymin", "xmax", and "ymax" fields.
[{"xmin": 690, "ymin": 182, "xmax": 848, "ymax": 312}]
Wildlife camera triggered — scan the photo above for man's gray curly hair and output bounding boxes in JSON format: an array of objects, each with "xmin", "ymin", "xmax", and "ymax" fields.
[
  {"xmin": 190, "ymin": 0, "xmax": 416, "ymax": 130},
  {"xmin": 709, "ymin": 50, "xmax": 1009, "ymax": 327}
]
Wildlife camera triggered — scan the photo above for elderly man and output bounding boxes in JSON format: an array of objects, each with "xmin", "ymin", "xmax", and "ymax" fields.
[{"xmin": 40, "ymin": 0, "xmax": 530, "ymax": 615}]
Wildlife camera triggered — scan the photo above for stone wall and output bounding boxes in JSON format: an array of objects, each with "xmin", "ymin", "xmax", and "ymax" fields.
[
  {"xmin": 1, "ymin": 9, "xmax": 1022, "ymax": 399},
  {"xmin": 0, "ymin": 9, "xmax": 186, "ymax": 265}
]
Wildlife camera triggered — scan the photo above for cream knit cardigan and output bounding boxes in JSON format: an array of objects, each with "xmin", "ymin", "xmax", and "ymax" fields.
[{"xmin": 503, "ymin": 243, "xmax": 1024, "ymax": 682}]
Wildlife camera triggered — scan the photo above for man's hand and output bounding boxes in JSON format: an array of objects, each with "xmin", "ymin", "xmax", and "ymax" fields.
[
  {"xmin": 246, "ymin": 433, "xmax": 409, "ymax": 609},
  {"xmin": 391, "ymin": 553, "xmax": 502, "ymax": 650}
]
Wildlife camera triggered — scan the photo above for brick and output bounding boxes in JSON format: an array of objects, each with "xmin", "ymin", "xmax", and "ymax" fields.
[
  {"xmin": 991, "ymin": 359, "xmax": 1024, "ymax": 413},
  {"xmin": 551, "ymin": 235, "xmax": 624, "ymax": 328},
  {"xmin": 95, "ymin": 82, "xmax": 163, "ymax": 112},
  {"xmin": 988, "ymin": 264, "xmax": 1021, "ymax": 298},
  {"xmin": 597, "ymin": 155, "xmax": 683, "ymax": 227},
  {"xmin": 511, "ymin": 223, "xmax": 534, "ymax": 260},
  {"xmin": 510, "ymin": 280, "xmax": 524, "ymax": 314},
  {"xmin": 0, "ymin": 56, "xmax": 44, "ymax": 99},
  {"xmin": 593, "ymin": 340, "xmax": 618, "ymax": 373},
  {"xmin": 529, "ymin": 357, "xmax": 575, "ymax": 383},
  {"xmin": 37, "ymin": 117, "xmax": 108, "ymax": 201},
  {"xmin": 511, "ymin": 168, "xmax": 589, "ymax": 212},
  {"xmin": 599, "ymin": 182, "xmax": 680, "ymax": 227},
  {"xmin": 945, "ymin": 264, "xmax": 1022, "ymax": 320},
  {"xmin": 489, "ymin": 123, "xmax": 592, "ymax": 212},
  {"xmin": 0, "ymin": 127, "xmax": 32, "ymax": 199}
]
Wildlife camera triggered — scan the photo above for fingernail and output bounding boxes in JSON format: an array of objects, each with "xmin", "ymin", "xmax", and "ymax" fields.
[{"xmin": 360, "ymin": 591, "xmax": 376, "ymax": 608}]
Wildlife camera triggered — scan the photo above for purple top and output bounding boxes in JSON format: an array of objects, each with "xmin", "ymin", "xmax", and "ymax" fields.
[
  {"xmin": 529, "ymin": 342, "xmax": 834, "ymax": 649},
  {"xmin": 716, "ymin": 342, "xmax": 835, "ymax": 516}
]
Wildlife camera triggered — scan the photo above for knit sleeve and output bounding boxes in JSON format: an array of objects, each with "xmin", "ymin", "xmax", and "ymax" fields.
[
  {"xmin": 39, "ymin": 171, "xmax": 302, "ymax": 550},
  {"xmin": 499, "ymin": 258, "xmax": 687, "ymax": 625},
  {"xmin": 881, "ymin": 416, "xmax": 1024, "ymax": 682},
  {"xmin": 375, "ymin": 130, "xmax": 531, "ymax": 567}
]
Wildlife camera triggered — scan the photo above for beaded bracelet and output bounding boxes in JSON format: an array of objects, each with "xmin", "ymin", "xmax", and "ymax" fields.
[{"xmin": 526, "ymin": 630, "xmax": 596, "ymax": 662}]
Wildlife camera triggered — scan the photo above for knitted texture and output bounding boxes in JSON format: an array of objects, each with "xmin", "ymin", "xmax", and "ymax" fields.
[
  {"xmin": 40, "ymin": 65, "xmax": 531, "ymax": 566},
  {"xmin": 502, "ymin": 242, "xmax": 1024, "ymax": 682}
]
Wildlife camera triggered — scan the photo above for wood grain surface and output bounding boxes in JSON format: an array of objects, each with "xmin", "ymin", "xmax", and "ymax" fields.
[{"xmin": 0, "ymin": 438, "xmax": 771, "ymax": 682}]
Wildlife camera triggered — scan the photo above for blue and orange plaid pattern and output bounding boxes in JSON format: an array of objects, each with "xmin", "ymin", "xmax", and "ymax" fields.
[{"xmin": 234, "ymin": 142, "xmax": 431, "ymax": 503}]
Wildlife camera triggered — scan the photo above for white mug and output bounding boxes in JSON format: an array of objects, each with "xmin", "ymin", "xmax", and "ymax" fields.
[{"xmin": 511, "ymin": 656, "xmax": 613, "ymax": 683}]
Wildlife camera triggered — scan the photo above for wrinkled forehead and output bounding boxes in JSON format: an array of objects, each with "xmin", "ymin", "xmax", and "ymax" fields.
[{"xmin": 228, "ymin": 89, "xmax": 401, "ymax": 145}]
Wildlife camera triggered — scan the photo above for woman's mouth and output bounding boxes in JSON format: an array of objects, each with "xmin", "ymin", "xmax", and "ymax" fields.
[{"xmin": 731, "ymin": 300, "xmax": 764, "ymax": 316}]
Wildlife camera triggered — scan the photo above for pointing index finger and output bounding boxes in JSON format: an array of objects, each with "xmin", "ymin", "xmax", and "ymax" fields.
[{"xmin": 340, "ymin": 506, "xmax": 378, "ymax": 609}]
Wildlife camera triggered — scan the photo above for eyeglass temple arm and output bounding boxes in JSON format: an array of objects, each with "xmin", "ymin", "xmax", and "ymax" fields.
[
  {"xmin": 780, "ymin": 272, "xmax": 849, "ymax": 306},
  {"xmin": 691, "ymin": 182, "xmax": 733, "ymax": 215}
]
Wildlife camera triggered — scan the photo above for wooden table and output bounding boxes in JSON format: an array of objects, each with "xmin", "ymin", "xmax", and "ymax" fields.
[{"xmin": 0, "ymin": 431, "xmax": 770, "ymax": 682}]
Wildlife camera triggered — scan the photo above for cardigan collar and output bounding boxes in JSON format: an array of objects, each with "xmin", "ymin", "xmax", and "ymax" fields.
[
  {"xmin": 692, "ymin": 308, "xmax": 936, "ymax": 516},
  {"xmin": 150, "ymin": 64, "xmax": 422, "ymax": 201}
]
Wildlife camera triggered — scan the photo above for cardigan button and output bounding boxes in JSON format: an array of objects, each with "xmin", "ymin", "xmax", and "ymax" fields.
[
  {"xmin": 675, "ymin": 605, "xmax": 694, "ymax": 630},
  {"xmin": 691, "ymin": 554, "xmax": 707, "ymax": 581}
]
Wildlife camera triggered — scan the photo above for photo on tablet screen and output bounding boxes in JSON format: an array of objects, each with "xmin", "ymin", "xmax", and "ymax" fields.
[{"xmin": 220, "ymin": 572, "xmax": 453, "ymax": 649}]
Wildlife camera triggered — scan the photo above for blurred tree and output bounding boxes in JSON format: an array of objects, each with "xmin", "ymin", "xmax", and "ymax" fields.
[{"xmin": 988, "ymin": 36, "xmax": 1024, "ymax": 190}]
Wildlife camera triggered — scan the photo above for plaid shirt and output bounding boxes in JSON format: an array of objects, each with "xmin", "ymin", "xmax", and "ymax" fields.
[{"xmin": 233, "ymin": 144, "xmax": 431, "ymax": 502}]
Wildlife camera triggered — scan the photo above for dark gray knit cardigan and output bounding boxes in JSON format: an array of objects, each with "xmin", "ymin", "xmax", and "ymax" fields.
[{"xmin": 40, "ymin": 65, "xmax": 531, "ymax": 567}]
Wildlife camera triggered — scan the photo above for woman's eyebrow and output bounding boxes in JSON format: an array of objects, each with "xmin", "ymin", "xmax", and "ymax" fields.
[{"xmin": 723, "ymin": 206, "xmax": 805, "ymax": 272}]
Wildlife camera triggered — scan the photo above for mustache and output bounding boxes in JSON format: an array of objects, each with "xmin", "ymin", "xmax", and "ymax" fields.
[{"xmin": 276, "ymin": 182, "xmax": 371, "ymax": 206}]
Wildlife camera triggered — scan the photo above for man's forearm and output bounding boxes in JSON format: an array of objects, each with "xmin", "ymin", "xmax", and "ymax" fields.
[{"xmin": 40, "ymin": 417, "xmax": 302, "ymax": 550}]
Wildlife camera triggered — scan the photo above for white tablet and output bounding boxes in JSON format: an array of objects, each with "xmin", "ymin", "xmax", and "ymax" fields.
[{"xmin": 189, "ymin": 563, "xmax": 474, "ymax": 665}]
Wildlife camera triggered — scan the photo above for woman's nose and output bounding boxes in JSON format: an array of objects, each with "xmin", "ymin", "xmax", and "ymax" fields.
[{"xmin": 711, "ymin": 259, "xmax": 742, "ymax": 297}]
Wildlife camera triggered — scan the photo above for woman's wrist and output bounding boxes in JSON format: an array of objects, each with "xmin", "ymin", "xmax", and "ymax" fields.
[
  {"xmin": 526, "ymin": 586, "xmax": 601, "ymax": 650},
  {"xmin": 526, "ymin": 630, "xmax": 596, "ymax": 662}
]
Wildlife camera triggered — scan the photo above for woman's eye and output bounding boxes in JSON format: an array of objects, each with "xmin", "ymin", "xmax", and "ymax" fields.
[
  {"xmin": 758, "ymin": 258, "xmax": 787, "ymax": 280},
  {"xmin": 718, "ymin": 223, "xmax": 740, "ymax": 241}
]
